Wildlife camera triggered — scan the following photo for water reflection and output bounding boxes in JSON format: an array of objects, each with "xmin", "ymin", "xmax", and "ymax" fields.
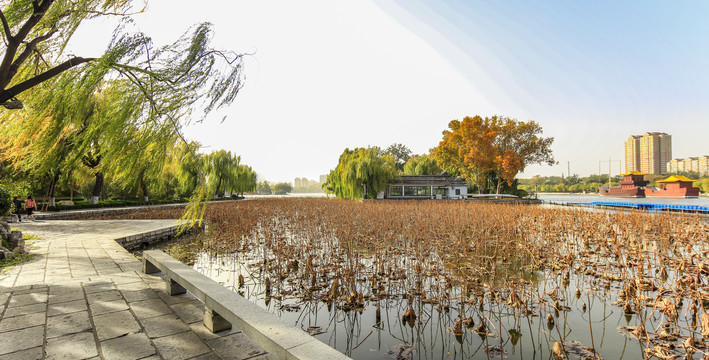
[{"xmin": 191, "ymin": 249, "xmax": 693, "ymax": 359}]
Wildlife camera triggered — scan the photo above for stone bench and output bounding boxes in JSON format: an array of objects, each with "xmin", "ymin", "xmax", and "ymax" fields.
[{"xmin": 142, "ymin": 250, "xmax": 350, "ymax": 360}]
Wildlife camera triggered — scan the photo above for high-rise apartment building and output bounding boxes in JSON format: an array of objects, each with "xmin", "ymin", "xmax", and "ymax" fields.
[
  {"xmin": 624, "ymin": 132, "xmax": 672, "ymax": 175},
  {"xmin": 624, "ymin": 135, "xmax": 641, "ymax": 172}
]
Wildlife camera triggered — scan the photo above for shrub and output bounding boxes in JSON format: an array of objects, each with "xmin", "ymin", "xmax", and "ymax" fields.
[{"xmin": 0, "ymin": 187, "xmax": 12, "ymax": 216}]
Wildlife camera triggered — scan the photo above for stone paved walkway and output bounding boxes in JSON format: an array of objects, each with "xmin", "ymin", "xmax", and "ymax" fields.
[{"xmin": 0, "ymin": 219, "xmax": 273, "ymax": 360}]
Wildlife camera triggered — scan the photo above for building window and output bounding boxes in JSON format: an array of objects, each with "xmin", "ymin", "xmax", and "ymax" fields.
[
  {"xmin": 455, "ymin": 189, "xmax": 461, "ymax": 195},
  {"xmin": 433, "ymin": 187, "xmax": 445, "ymax": 196},
  {"xmin": 404, "ymin": 186, "xmax": 431, "ymax": 196},
  {"xmin": 389, "ymin": 186, "xmax": 403, "ymax": 196},
  {"xmin": 418, "ymin": 186, "xmax": 431, "ymax": 196}
]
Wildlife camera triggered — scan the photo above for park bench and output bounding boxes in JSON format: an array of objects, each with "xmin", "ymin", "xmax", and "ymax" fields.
[{"xmin": 142, "ymin": 250, "xmax": 349, "ymax": 360}]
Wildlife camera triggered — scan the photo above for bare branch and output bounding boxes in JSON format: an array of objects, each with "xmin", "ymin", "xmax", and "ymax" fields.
[
  {"xmin": 111, "ymin": 66, "xmax": 188, "ymax": 145},
  {"xmin": 7, "ymin": 30, "xmax": 57, "ymax": 81},
  {"xmin": 0, "ymin": 56, "xmax": 93, "ymax": 103},
  {"xmin": 0, "ymin": 8, "xmax": 13, "ymax": 42},
  {"xmin": 0, "ymin": 0, "xmax": 54, "ymax": 88}
]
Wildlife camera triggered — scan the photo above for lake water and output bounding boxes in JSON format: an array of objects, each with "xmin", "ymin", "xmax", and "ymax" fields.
[
  {"xmin": 180, "ymin": 197, "xmax": 709, "ymax": 359},
  {"xmin": 537, "ymin": 193, "xmax": 709, "ymax": 207}
]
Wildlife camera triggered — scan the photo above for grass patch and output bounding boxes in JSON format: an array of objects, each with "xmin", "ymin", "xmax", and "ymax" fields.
[
  {"xmin": 0, "ymin": 252, "xmax": 37, "ymax": 270},
  {"xmin": 0, "ymin": 232, "xmax": 40, "ymax": 270}
]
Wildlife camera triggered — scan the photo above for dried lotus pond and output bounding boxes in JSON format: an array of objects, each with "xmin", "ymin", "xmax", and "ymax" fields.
[{"xmin": 102, "ymin": 198, "xmax": 709, "ymax": 359}]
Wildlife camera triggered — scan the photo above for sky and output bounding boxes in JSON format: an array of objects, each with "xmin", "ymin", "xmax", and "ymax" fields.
[{"xmin": 68, "ymin": 0, "xmax": 709, "ymax": 183}]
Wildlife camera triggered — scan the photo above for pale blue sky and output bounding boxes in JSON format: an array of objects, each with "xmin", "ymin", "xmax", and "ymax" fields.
[
  {"xmin": 70, "ymin": 1, "xmax": 709, "ymax": 182},
  {"xmin": 377, "ymin": 1, "xmax": 709, "ymax": 177}
]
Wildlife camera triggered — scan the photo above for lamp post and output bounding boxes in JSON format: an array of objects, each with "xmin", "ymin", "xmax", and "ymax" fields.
[{"xmin": 599, "ymin": 158, "xmax": 622, "ymax": 187}]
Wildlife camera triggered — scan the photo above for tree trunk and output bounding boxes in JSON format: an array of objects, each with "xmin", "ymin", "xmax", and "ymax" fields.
[
  {"xmin": 139, "ymin": 172, "xmax": 148, "ymax": 202},
  {"xmin": 215, "ymin": 176, "xmax": 222, "ymax": 197},
  {"xmin": 47, "ymin": 172, "xmax": 60, "ymax": 208},
  {"xmin": 91, "ymin": 171, "xmax": 104, "ymax": 204},
  {"xmin": 496, "ymin": 178, "xmax": 503, "ymax": 195}
]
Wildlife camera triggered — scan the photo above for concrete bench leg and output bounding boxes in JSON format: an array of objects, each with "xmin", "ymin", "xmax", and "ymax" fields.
[
  {"xmin": 204, "ymin": 306, "xmax": 232, "ymax": 332},
  {"xmin": 143, "ymin": 258, "xmax": 160, "ymax": 274},
  {"xmin": 167, "ymin": 278, "xmax": 186, "ymax": 295}
]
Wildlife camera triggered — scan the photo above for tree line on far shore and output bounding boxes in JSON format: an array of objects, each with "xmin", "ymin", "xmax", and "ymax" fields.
[{"xmin": 520, "ymin": 173, "xmax": 709, "ymax": 194}]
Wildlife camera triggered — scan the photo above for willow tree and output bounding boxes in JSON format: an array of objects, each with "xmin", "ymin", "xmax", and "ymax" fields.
[
  {"xmin": 227, "ymin": 165, "xmax": 257, "ymax": 197},
  {"xmin": 176, "ymin": 141, "xmax": 206, "ymax": 198},
  {"xmin": 109, "ymin": 113, "xmax": 181, "ymax": 202},
  {"xmin": 403, "ymin": 154, "xmax": 441, "ymax": 175},
  {"xmin": 0, "ymin": 0, "xmax": 135, "ymax": 108},
  {"xmin": 324, "ymin": 147, "xmax": 398, "ymax": 200},
  {"xmin": 0, "ymin": 17, "xmax": 246, "ymax": 203}
]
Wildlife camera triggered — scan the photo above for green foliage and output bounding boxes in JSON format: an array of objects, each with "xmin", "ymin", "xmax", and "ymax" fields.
[
  {"xmin": 520, "ymin": 174, "xmax": 634, "ymax": 193},
  {"xmin": 324, "ymin": 147, "xmax": 399, "ymax": 199},
  {"xmin": 202, "ymin": 150, "xmax": 256, "ymax": 197},
  {"xmin": 256, "ymin": 181, "xmax": 272, "ymax": 195},
  {"xmin": 1, "ymin": 2, "xmax": 249, "ymax": 213},
  {"xmin": 403, "ymin": 154, "xmax": 441, "ymax": 175},
  {"xmin": 0, "ymin": 251, "xmax": 36, "ymax": 270},
  {"xmin": 0, "ymin": 186, "xmax": 11, "ymax": 216},
  {"xmin": 383, "ymin": 143, "xmax": 412, "ymax": 171},
  {"xmin": 694, "ymin": 178, "xmax": 709, "ymax": 193},
  {"xmin": 272, "ymin": 182, "xmax": 292, "ymax": 195}
]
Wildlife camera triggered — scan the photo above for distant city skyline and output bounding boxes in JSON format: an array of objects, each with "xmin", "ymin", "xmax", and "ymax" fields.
[{"xmin": 68, "ymin": 1, "xmax": 709, "ymax": 182}]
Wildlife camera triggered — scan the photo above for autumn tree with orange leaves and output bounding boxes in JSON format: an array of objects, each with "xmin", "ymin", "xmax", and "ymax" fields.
[{"xmin": 433, "ymin": 115, "xmax": 555, "ymax": 194}]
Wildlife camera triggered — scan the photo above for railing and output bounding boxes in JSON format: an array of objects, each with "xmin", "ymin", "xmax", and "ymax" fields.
[{"xmin": 142, "ymin": 250, "xmax": 350, "ymax": 360}]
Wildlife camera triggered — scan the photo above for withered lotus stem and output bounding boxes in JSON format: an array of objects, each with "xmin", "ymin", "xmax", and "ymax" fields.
[
  {"xmin": 402, "ymin": 308, "xmax": 416, "ymax": 321},
  {"xmin": 453, "ymin": 319, "xmax": 463, "ymax": 336}
]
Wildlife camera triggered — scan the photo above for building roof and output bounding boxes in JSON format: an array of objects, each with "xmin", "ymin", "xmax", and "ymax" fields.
[
  {"xmin": 393, "ymin": 174, "xmax": 467, "ymax": 186},
  {"xmin": 657, "ymin": 175, "xmax": 697, "ymax": 183},
  {"xmin": 621, "ymin": 171, "xmax": 646, "ymax": 176}
]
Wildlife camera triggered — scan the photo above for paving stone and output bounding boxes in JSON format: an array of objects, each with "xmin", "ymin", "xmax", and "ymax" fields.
[
  {"xmin": 0, "ymin": 346, "xmax": 43, "ymax": 360},
  {"xmin": 86, "ymin": 290, "xmax": 123, "ymax": 304},
  {"xmin": 189, "ymin": 322, "xmax": 241, "ymax": 342},
  {"xmin": 100, "ymin": 333, "xmax": 156, "ymax": 360},
  {"xmin": 8, "ymin": 292, "xmax": 48, "ymax": 307},
  {"xmin": 93, "ymin": 310, "xmax": 141, "ymax": 341},
  {"xmin": 207, "ymin": 333, "xmax": 268, "ymax": 360},
  {"xmin": 157, "ymin": 290, "xmax": 196, "ymax": 305},
  {"xmin": 188, "ymin": 353, "xmax": 222, "ymax": 360},
  {"xmin": 9, "ymin": 218, "xmax": 278, "ymax": 360},
  {"xmin": 130, "ymin": 298, "xmax": 173, "ymax": 319},
  {"xmin": 248, "ymin": 354, "xmax": 277, "ymax": 360},
  {"xmin": 48, "ymin": 299, "xmax": 88, "ymax": 316},
  {"xmin": 89, "ymin": 299, "xmax": 129, "ymax": 316},
  {"xmin": 48, "ymin": 289, "xmax": 84, "ymax": 304},
  {"xmin": 152, "ymin": 331, "xmax": 211, "ymax": 360},
  {"xmin": 46, "ymin": 331, "xmax": 98, "ymax": 360},
  {"xmin": 121, "ymin": 288, "xmax": 158, "ymax": 303},
  {"xmin": 141, "ymin": 314, "xmax": 190, "ymax": 339},
  {"xmin": 2, "ymin": 302, "xmax": 46, "ymax": 318},
  {"xmin": 0, "ymin": 325, "xmax": 44, "ymax": 355},
  {"xmin": 171, "ymin": 301, "xmax": 205, "ymax": 324},
  {"xmin": 0, "ymin": 312, "xmax": 46, "ymax": 332},
  {"xmin": 7, "ymin": 285, "xmax": 31, "ymax": 293},
  {"xmin": 110, "ymin": 274, "xmax": 143, "ymax": 285},
  {"xmin": 83, "ymin": 281, "xmax": 115, "ymax": 294},
  {"xmin": 46, "ymin": 311, "xmax": 92, "ymax": 338}
]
